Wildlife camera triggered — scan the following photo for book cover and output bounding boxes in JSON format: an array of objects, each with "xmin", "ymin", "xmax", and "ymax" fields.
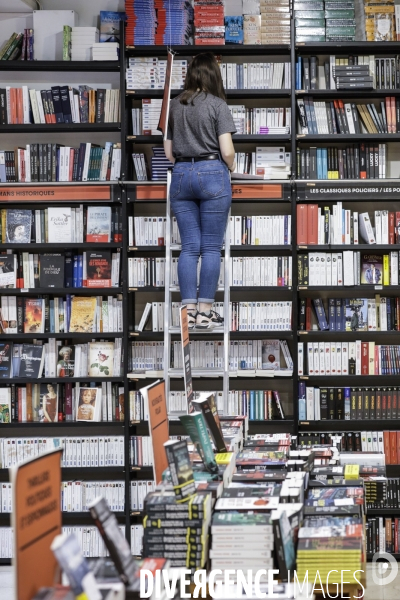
[
  {"xmin": 273, "ymin": 511, "xmax": 296, "ymax": 582},
  {"xmin": 56, "ymin": 345, "xmax": 74, "ymax": 377},
  {"xmin": 215, "ymin": 486, "xmax": 281, "ymax": 511},
  {"xmin": 163, "ymin": 439, "xmax": 196, "ymax": 503},
  {"xmin": 0, "ymin": 343, "xmax": 12, "ymax": 378},
  {"xmin": 243, "ymin": 15, "xmax": 261, "ymax": 44},
  {"xmin": 86, "ymin": 206, "xmax": 112, "ymax": 242},
  {"xmin": 345, "ymin": 299, "xmax": 368, "ymax": 331},
  {"xmin": 19, "ymin": 344, "xmax": 44, "ymax": 378},
  {"xmin": 225, "ymin": 16, "xmax": 244, "ymax": 44},
  {"xmin": 86, "ymin": 251, "xmax": 112, "ymax": 287},
  {"xmin": 361, "ymin": 254, "xmax": 383, "ymax": 284},
  {"xmin": 23, "ymin": 299, "xmax": 44, "ymax": 333},
  {"xmin": 180, "ymin": 412, "xmax": 219, "ymax": 474},
  {"xmin": 5, "ymin": 210, "xmax": 32, "ymax": 243},
  {"xmin": 69, "ymin": 297, "xmax": 97, "ymax": 333},
  {"xmin": 39, "ymin": 254, "xmax": 64, "ymax": 288},
  {"xmin": 88, "ymin": 342, "xmax": 114, "ymax": 376},
  {"xmin": 0, "ymin": 388, "xmax": 10, "ymax": 422},
  {"xmin": 47, "ymin": 208, "xmax": 72, "ymax": 243},
  {"xmin": 76, "ymin": 386, "xmax": 102, "ymax": 421},
  {"xmin": 39, "ymin": 383, "xmax": 58, "ymax": 423},
  {"xmin": 192, "ymin": 392, "xmax": 227, "ymax": 453},
  {"xmin": 0, "ymin": 254, "xmax": 16, "ymax": 288},
  {"xmin": 99, "ymin": 11, "xmax": 125, "ymax": 42},
  {"xmin": 262, "ymin": 340, "xmax": 280, "ymax": 370},
  {"xmin": 235, "ymin": 450, "xmax": 287, "ymax": 467}
]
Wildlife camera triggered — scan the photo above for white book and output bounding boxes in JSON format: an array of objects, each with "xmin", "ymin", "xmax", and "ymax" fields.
[
  {"xmin": 47, "ymin": 207, "xmax": 72, "ymax": 243},
  {"xmin": 330, "ymin": 342, "xmax": 336, "ymax": 375},
  {"xmin": 343, "ymin": 251, "xmax": 354, "ymax": 286},
  {"xmin": 306, "ymin": 386, "xmax": 314, "ymax": 420},
  {"xmin": 375, "ymin": 211, "xmax": 382, "ymax": 244},
  {"xmin": 355, "ymin": 340, "xmax": 362, "ymax": 375},
  {"xmin": 319, "ymin": 341, "xmax": 325, "ymax": 375},
  {"xmin": 344, "ymin": 103, "xmax": 355, "ymax": 133},
  {"xmin": 359, "ymin": 212, "xmax": 376, "ymax": 244},
  {"xmin": 307, "ymin": 342, "xmax": 314, "ymax": 375},
  {"xmin": 341, "ymin": 342, "xmax": 349, "ymax": 375},
  {"xmin": 298, "ymin": 342, "xmax": 304, "ymax": 376},
  {"xmin": 353, "ymin": 212, "xmax": 359, "ymax": 244}
]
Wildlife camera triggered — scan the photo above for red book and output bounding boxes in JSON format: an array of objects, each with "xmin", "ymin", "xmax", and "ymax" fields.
[
  {"xmin": 385, "ymin": 96, "xmax": 392, "ymax": 133},
  {"xmin": 16, "ymin": 88, "xmax": 24, "ymax": 125},
  {"xmin": 390, "ymin": 431, "xmax": 397, "ymax": 465},
  {"xmin": 69, "ymin": 148, "xmax": 74, "ymax": 182},
  {"xmin": 395, "ymin": 518, "xmax": 399, "ymax": 553},
  {"xmin": 390, "ymin": 96, "xmax": 396, "ymax": 135},
  {"xmin": 389, "ymin": 212, "xmax": 395, "ymax": 244},
  {"xmin": 9, "ymin": 88, "xmax": 17, "ymax": 124},
  {"xmin": 383, "ymin": 431, "xmax": 391, "ymax": 464},
  {"xmin": 297, "ymin": 204, "xmax": 308, "ymax": 244},
  {"xmin": 396, "ymin": 212, "xmax": 400, "ymax": 243},
  {"xmin": 307, "ymin": 204, "xmax": 319, "ymax": 245},
  {"xmin": 396, "ymin": 431, "xmax": 400, "ymax": 465},
  {"xmin": 361, "ymin": 342, "xmax": 369, "ymax": 375},
  {"xmin": 393, "ymin": 388, "xmax": 398, "ymax": 416}
]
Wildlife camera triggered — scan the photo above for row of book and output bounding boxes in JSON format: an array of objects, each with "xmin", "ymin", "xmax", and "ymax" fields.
[
  {"xmin": 365, "ymin": 477, "xmax": 400, "ymax": 509},
  {"xmin": 1, "ymin": 295, "xmax": 122, "ymax": 336},
  {"xmin": 297, "ymin": 203, "xmax": 400, "ymax": 246},
  {"xmin": 60, "ymin": 480, "xmax": 125, "ymax": 513},
  {"xmin": 301, "ymin": 296, "xmax": 400, "ymax": 332},
  {"xmin": 0, "ymin": 340, "xmax": 122, "ymax": 380},
  {"xmin": 294, "ymin": 0, "xmax": 356, "ymax": 42},
  {"xmin": 131, "ymin": 148, "xmax": 173, "ymax": 182},
  {"xmin": 299, "ymin": 340, "xmax": 400, "ymax": 376},
  {"xmin": 228, "ymin": 105, "xmax": 291, "ymax": 135},
  {"xmin": 296, "ymin": 144, "xmax": 388, "ymax": 180},
  {"xmin": 130, "ymin": 480, "xmax": 155, "ymax": 512},
  {"xmin": 219, "ymin": 61, "xmax": 290, "ymax": 90},
  {"xmin": 297, "ymin": 96, "xmax": 400, "ymax": 135},
  {"xmin": 0, "ymin": 382, "xmax": 123, "ymax": 424},
  {"xmin": 0, "ymin": 31, "xmax": 31, "ymax": 61},
  {"xmin": 0, "ymin": 436, "xmax": 124, "ymax": 469},
  {"xmin": 0, "ymin": 143, "xmax": 122, "ymax": 183},
  {"xmin": 130, "ymin": 435, "xmax": 152, "ymax": 466},
  {"xmin": 0, "ymin": 86, "xmax": 120, "ymax": 126},
  {"xmin": 0, "ymin": 251, "xmax": 121, "ymax": 290},
  {"xmin": 234, "ymin": 148, "xmax": 292, "ymax": 179},
  {"xmin": 299, "ymin": 384, "xmax": 400, "ymax": 420},
  {"xmin": 230, "ymin": 301, "xmax": 293, "ymax": 331},
  {"xmin": 231, "ymin": 256, "xmax": 292, "ymax": 287},
  {"xmin": 297, "ymin": 251, "xmax": 400, "ymax": 287},
  {"xmin": 126, "ymin": 57, "xmax": 188, "ymax": 90},
  {"xmin": 366, "ymin": 517, "xmax": 400, "ymax": 555},
  {"xmin": 0, "ymin": 206, "xmax": 122, "ymax": 244}
]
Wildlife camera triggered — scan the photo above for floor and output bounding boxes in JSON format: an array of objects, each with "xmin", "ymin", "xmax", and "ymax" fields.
[{"xmin": 1, "ymin": 564, "xmax": 400, "ymax": 599}]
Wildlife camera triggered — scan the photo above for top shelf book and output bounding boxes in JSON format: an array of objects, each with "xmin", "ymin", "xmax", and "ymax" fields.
[{"xmin": 0, "ymin": 61, "xmax": 120, "ymax": 72}]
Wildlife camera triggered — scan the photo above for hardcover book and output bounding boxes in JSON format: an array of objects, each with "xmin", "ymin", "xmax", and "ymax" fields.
[
  {"xmin": 0, "ymin": 343, "xmax": 12, "ymax": 378},
  {"xmin": 86, "ymin": 251, "xmax": 112, "ymax": 287},
  {"xmin": 5, "ymin": 210, "xmax": 32, "ymax": 243},
  {"xmin": 69, "ymin": 297, "xmax": 97, "ymax": 333},
  {"xmin": 76, "ymin": 386, "xmax": 102, "ymax": 421},
  {"xmin": 86, "ymin": 206, "xmax": 112, "ymax": 242},
  {"xmin": 345, "ymin": 299, "xmax": 368, "ymax": 331},
  {"xmin": 39, "ymin": 254, "xmax": 65, "ymax": 288},
  {"xmin": 19, "ymin": 343, "xmax": 44, "ymax": 378},
  {"xmin": 361, "ymin": 254, "xmax": 383, "ymax": 285},
  {"xmin": 88, "ymin": 342, "xmax": 114, "ymax": 376},
  {"xmin": 23, "ymin": 298, "xmax": 44, "ymax": 333},
  {"xmin": 47, "ymin": 207, "xmax": 72, "ymax": 243}
]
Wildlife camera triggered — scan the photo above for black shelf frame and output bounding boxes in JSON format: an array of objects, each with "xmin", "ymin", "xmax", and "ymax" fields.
[
  {"xmin": 0, "ymin": 61, "xmax": 120, "ymax": 72},
  {"xmin": 127, "ymin": 134, "xmax": 291, "ymax": 143},
  {"xmin": 0, "ymin": 333, "xmax": 123, "ymax": 340},
  {"xmin": 127, "ymin": 89, "xmax": 291, "ymax": 99},
  {"xmin": 297, "ymin": 134, "xmax": 400, "ymax": 142},
  {"xmin": 0, "ymin": 287, "xmax": 123, "ymax": 295},
  {"xmin": 0, "ymin": 124, "xmax": 121, "ymax": 134},
  {"xmin": 299, "ymin": 420, "xmax": 400, "ymax": 432},
  {"xmin": 126, "ymin": 44, "xmax": 291, "ymax": 56}
]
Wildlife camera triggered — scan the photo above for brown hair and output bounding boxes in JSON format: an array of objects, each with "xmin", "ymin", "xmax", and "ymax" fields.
[{"xmin": 180, "ymin": 52, "xmax": 226, "ymax": 105}]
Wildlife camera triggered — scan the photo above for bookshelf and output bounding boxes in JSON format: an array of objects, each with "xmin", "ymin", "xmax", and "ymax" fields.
[{"xmin": 3, "ymin": 4, "xmax": 400, "ymax": 561}]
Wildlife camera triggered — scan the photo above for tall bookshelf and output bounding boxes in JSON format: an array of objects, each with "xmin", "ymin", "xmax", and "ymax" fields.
[{"xmin": 3, "ymin": 10, "xmax": 400, "ymax": 562}]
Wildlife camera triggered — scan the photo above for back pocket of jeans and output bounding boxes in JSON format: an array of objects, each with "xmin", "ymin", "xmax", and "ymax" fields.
[
  {"xmin": 170, "ymin": 172, "xmax": 183, "ymax": 198},
  {"xmin": 198, "ymin": 170, "xmax": 224, "ymax": 197}
]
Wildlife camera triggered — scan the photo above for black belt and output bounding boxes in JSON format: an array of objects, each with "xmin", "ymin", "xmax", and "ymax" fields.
[{"xmin": 175, "ymin": 154, "xmax": 220, "ymax": 163}]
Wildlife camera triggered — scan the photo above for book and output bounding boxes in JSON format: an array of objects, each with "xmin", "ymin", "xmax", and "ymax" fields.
[
  {"xmin": 86, "ymin": 251, "xmax": 112, "ymax": 288},
  {"xmin": 345, "ymin": 299, "xmax": 368, "ymax": 331},
  {"xmin": 180, "ymin": 412, "xmax": 219, "ymax": 474},
  {"xmin": 19, "ymin": 344, "xmax": 44, "ymax": 378},
  {"xmin": 0, "ymin": 255, "xmax": 16, "ymax": 288},
  {"xmin": 215, "ymin": 485, "xmax": 281, "ymax": 511},
  {"xmin": 56, "ymin": 345, "xmax": 74, "ymax": 377},
  {"xmin": 99, "ymin": 11, "xmax": 125, "ymax": 42},
  {"xmin": 24, "ymin": 299, "xmax": 44, "ymax": 333},
  {"xmin": 0, "ymin": 343, "xmax": 12, "ymax": 378},
  {"xmin": 0, "ymin": 388, "xmax": 10, "ymax": 422},
  {"xmin": 361, "ymin": 255, "xmax": 383, "ymax": 285},
  {"xmin": 39, "ymin": 254, "xmax": 64, "ymax": 288},
  {"xmin": 69, "ymin": 297, "xmax": 97, "ymax": 333},
  {"xmin": 47, "ymin": 208, "xmax": 72, "ymax": 243},
  {"xmin": 51, "ymin": 532, "xmax": 99, "ymax": 597},
  {"xmin": 5, "ymin": 210, "xmax": 32, "ymax": 243},
  {"xmin": 192, "ymin": 392, "xmax": 227, "ymax": 453},
  {"xmin": 86, "ymin": 206, "xmax": 112, "ymax": 242},
  {"xmin": 39, "ymin": 383, "xmax": 59, "ymax": 423},
  {"xmin": 273, "ymin": 511, "xmax": 296, "ymax": 582},
  {"xmin": 163, "ymin": 439, "xmax": 196, "ymax": 503},
  {"xmin": 76, "ymin": 386, "xmax": 101, "ymax": 421},
  {"xmin": 261, "ymin": 340, "xmax": 280, "ymax": 370},
  {"xmin": 88, "ymin": 342, "xmax": 114, "ymax": 377}
]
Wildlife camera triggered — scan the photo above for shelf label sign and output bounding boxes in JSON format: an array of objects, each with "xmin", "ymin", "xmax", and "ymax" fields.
[
  {"xmin": 11, "ymin": 448, "xmax": 63, "ymax": 600},
  {"xmin": 0, "ymin": 186, "xmax": 111, "ymax": 202},
  {"xmin": 297, "ymin": 181, "xmax": 400, "ymax": 201},
  {"xmin": 180, "ymin": 305, "xmax": 194, "ymax": 412}
]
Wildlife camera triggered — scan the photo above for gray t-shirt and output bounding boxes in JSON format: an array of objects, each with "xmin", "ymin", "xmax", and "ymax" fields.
[{"xmin": 166, "ymin": 92, "xmax": 236, "ymax": 158}]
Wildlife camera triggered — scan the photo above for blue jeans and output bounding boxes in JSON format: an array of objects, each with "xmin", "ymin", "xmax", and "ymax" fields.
[{"xmin": 170, "ymin": 159, "xmax": 231, "ymax": 304}]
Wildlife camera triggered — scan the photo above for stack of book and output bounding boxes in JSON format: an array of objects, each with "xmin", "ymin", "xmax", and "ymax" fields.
[
  {"xmin": 210, "ymin": 512, "xmax": 275, "ymax": 574},
  {"xmin": 194, "ymin": 0, "xmax": 225, "ymax": 45},
  {"xmin": 254, "ymin": 147, "xmax": 292, "ymax": 180},
  {"xmin": 294, "ymin": 0, "xmax": 326, "ymax": 42},
  {"xmin": 127, "ymin": 58, "xmax": 187, "ymax": 91},
  {"xmin": 364, "ymin": 0, "xmax": 396, "ymax": 41},
  {"xmin": 155, "ymin": 0, "xmax": 193, "ymax": 44},
  {"xmin": 151, "ymin": 147, "xmax": 174, "ymax": 180},
  {"xmin": 326, "ymin": 0, "xmax": 356, "ymax": 41},
  {"xmin": 92, "ymin": 42, "xmax": 119, "ymax": 61},
  {"xmin": 260, "ymin": 0, "xmax": 291, "ymax": 44},
  {"xmin": 71, "ymin": 27, "xmax": 99, "ymax": 61},
  {"xmin": 220, "ymin": 61, "xmax": 291, "ymax": 90},
  {"xmin": 141, "ymin": 98, "xmax": 162, "ymax": 135},
  {"xmin": 333, "ymin": 63, "xmax": 373, "ymax": 90}
]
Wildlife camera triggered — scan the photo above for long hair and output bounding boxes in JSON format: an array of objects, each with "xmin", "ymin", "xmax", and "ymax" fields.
[{"xmin": 180, "ymin": 52, "xmax": 226, "ymax": 105}]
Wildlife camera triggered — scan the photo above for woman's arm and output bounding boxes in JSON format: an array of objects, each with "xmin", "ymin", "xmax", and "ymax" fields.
[
  {"xmin": 218, "ymin": 133, "xmax": 236, "ymax": 171},
  {"xmin": 163, "ymin": 140, "xmax": 175, "ymax": 164}
]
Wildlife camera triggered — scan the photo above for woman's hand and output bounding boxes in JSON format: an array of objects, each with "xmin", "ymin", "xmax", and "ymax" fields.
[{"xmin": 228, "ymin": 160, "xmax": 236, "ymax": 172}]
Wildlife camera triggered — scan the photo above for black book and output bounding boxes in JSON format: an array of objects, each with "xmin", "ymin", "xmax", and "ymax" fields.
[
  {"xmin": 272, "ymin": 512, "xmax": 295, "ymax": 583},
  {"xmin": 303, "ymin": 57, "xmax": 310, "ymax": 90},
  {"xmin": 0, "ymin": 89, "xmax": 7, "ymax": 125},
  {"xmin": 328, "ymin": 388, "xmax": 336, "ymax": 419},
  {"xmin": 320, "ymin": 388, "xmax": 328, "ymax": 419},
  {"xmin": 19, "ymin": 344, "xmax": 44, "ymax": 378},
  {"xmin": 59, "ymin": 86, "xmax": 72, "ymax": 123},
  {"xmin": 356, "ymin": 388, "xmax": 363, "ymax": 419},
  {"xmin": 39, "ymin": 254, "xmax": 65, "ymax": 288},
  {"xmin": 369, "ymin": 388, "xmax": 376, "ymax": 420},
  {"xmin": 46, "ymin": 90, "xmax": 55, "ymax": 121},
  {"xmin": 0, "ymin": 343, "xmax": 13, "ymax": 378},
  {"xmin": 350, "ymin": 388, "xmax": 357, "ymax": 419},
  {"xmin": 192, "ymin": 392, "xmax": 227, "ymax": 453},
  {"xmin": 299, "ymin": 299, "xmax": 306, "ymax": 330},
  {"xmin": 363, "ymin": 389, "xmax": 370, "ymax": 419},
  {"xmin": 310, "ymin": 56, "xmax": 318, "ymax": 89},
  {"xmin": 336, "ymin": 387, "xmax": 344, "ymax": 419},
  {"xmin": 354, "ymin": 432, "xmax": 361, "ymax": 452},
  {"xmin": 96, "ymin": 89, "xmax": 106, "ymax": 123},
  {"xmin": 50, "ymin": 86, "xmax": 64, "ymax": 123},
  {"xmin": 376, "ymin": 388, "xmax": 382, "ymax": 419}
]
